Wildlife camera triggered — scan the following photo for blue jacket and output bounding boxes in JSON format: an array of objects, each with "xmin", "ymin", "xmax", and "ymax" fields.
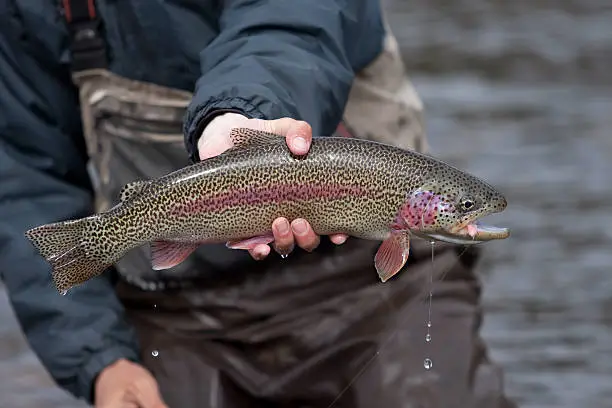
[{"xmin": 0, "ymin": 0, "xmax": 384, "ymax": 402}]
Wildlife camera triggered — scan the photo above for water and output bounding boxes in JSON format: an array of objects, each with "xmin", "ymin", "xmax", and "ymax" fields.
[
  {"xmin": 385, "ymin": 0, "xmax": 612, "ymax": 407},
  {"xmin": 424, "ymin": 242, "xmax": 434, "ymax": 368},
  {"xmin": 1, "ymin": 0, "xmax": 611, "ymax": 406},
  {"xmin": 0, "ymin": 288, "xmax": 87, "ymax": 408}
]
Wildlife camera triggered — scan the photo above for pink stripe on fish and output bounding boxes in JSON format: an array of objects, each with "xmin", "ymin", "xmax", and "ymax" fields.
[{"xmin": 170, "ymin": 182, "xmax": 369, "ymax": 217}]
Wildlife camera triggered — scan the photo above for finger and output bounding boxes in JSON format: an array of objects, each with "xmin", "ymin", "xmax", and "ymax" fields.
[
  {"xmin": 126, "ymin": 377, "xmax": 168, "ymax": 408},
  {"xmin": 99, "ymin": 401, "xmax": 139, "ymax": 408},
  {"xmin": 330, "ymin": 234, "xmax": 349, "ymax": 245},
  {"xmin": 248, "ymin": 244, "xmax": 270, "ymax": 260},
  {"xmin": 291, "ymin": 218, "xmax": 320, "ymax": 252},
  {"xmin": 115, "ymin": 403, "xmax": 139, "ymax": 408},
  {"xmin": 127, "ymin": 390, "xmax": 168, "ymax": 408},
  {"xmin": 285, "ymin": 120, "xmax": 312, "ymax": 156},
  {"xmin": 257, "ymin": 118, "xmax": 312, "ymax": 155},
  {"xmin": 271, "ymin": 217, "xmax": 295, "ymax": 256},
  {"xmin": 256, "ymin": 117, "xmax": 300, "ymax": 136}
]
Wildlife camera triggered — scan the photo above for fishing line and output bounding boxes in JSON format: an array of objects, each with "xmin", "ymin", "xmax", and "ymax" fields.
[{"xmin": 327, "ymin": 243, "xmax": 471, "ymax": 408}]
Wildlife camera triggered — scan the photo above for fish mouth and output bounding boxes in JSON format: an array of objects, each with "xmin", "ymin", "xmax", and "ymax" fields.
[{"xmin": 425, "ymin": 220, "xmax": 510, "ymax": 245}]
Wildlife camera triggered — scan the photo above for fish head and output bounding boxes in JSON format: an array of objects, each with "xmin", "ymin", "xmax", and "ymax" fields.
[{"xmin": 400, "ymin": 165, "xmax": 509, "ymax": 245}]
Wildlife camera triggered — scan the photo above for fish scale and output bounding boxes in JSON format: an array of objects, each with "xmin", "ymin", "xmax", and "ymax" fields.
[
  {"xmin": 120, "ymin": 137, "xmax": 413, "ymax": 241},
  {"xmin": 25, "ymin": 129, "xmax": 509, "ymax": 293}
]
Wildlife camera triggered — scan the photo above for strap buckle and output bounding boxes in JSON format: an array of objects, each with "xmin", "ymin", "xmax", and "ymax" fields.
[{"xmin": 61, "ymin": 0, "xmax": 108, "ymax": 72}]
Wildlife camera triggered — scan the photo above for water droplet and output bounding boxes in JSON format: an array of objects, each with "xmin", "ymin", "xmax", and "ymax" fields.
[
  {"xmin": 424, "ymin": 358, "xmax": 433, "ymax": 370},
  {"xmin": 425, "ymin": 333, "xmax": 431, "ymax": 342},
  {"xmin": 280, "ymin": 254, "xmax": 288, "ymax": 259},
  {"xmin": 60, "ymin": 290, "xmax": 68, "ymax": 296},
  {"xmin": 153, "ymin": 304, "xmax": 157, "ymax": 309},
  {"xmin": 427, "ymin": 321, "xmax": 431, "ymax": 328},
  {"xmin": 151, "ymin": 350, "xmax": 159, "ymax": 357}
]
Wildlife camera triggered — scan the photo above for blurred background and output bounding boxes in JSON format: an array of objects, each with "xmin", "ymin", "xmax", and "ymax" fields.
[{"xmin": 1, "ymin": 0, "xmax": 611, "ymax": 407}]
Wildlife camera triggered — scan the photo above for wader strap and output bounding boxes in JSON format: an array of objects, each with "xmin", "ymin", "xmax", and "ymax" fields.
[{"xmin": 60, "ymin": 0, "xmax": 108, "ymax": 74}]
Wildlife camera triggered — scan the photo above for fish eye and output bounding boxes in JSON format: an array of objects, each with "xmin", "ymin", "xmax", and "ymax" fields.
[{"xmin": 460, "ymin": 196, "xmax": 476, "ymax": 211}]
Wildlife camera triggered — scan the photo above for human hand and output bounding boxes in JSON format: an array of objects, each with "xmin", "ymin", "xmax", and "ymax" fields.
[
  {"xmin": 94, "ymin": 359, "xmax": 168, "ymax": 408},
  {"xmin": 198, "ymin": 113, "xmax": 349, "ymax": 260}
]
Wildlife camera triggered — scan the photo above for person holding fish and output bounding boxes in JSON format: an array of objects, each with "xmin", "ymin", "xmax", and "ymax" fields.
[{"xmin": 0, "ymin": 0, "xmax": 516, "ymax": 407}]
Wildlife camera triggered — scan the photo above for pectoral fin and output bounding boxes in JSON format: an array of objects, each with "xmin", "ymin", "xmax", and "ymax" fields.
[
  {"xmin": 151, "ymin": 241, "xmax": 199, "ymax": 270},
  {"xmin": 226, "ymin": 234, "xmax": 275, "ymax": 250},
  {"xmin": 374, "ymin": 232, "xmax": 411, "ymax": 282}
]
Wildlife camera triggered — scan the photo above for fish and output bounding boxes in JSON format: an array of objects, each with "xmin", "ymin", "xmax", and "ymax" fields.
[{"xmin": 24, "ymin": 129, "xmax": 510, "ymax": 293}]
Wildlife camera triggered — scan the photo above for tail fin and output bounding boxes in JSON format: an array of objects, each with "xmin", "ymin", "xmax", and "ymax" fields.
[{"xmin": 24, "ymin": 218, "xmax": 109, "ymax": 294}]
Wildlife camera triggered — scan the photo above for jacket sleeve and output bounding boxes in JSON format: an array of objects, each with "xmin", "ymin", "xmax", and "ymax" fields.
[
  {"xmin": 0, "ymin": 22, "xmax": 140, "ymax": 404},
  {"xmin": 183, "ymin": 0, "xmax": 385, "ymax": 161}
]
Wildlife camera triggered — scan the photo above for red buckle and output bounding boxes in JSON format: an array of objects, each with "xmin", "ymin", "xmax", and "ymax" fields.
[{"xmin": 62, "ymin": 0, "xmax": 96, "ymax": 23}]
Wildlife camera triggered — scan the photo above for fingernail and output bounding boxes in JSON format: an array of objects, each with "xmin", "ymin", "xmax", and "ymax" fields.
[
  {"xmin": 293, "ymin": 137, "xmax": 307, "ymax": 152},
  {"xmin": 292, "ymin": 219, "xmax": 307, "ymax": 235},
  {"xmin": 334, "ymin": 235, "xmax": 348, "ymax": 245},
  {"xmin": 275, "ymin": 219, "xmax": 290, "ymax": 235},
  {"xmin": 303, "ymin": 236, "xmax": 320, "ymax": 253}
]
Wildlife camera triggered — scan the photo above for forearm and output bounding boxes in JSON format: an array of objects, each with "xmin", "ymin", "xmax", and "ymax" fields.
[{"xmin": 183, "ymin": 0, "xmax": 385, "ymax": 161}]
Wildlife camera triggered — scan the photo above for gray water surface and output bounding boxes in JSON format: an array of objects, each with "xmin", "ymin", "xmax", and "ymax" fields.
[
  {"xmin": 385, "ymin": 1, "xmax": 612, "ymax": 407},
  {"xmin": 1, "ymin": 1, "xmax": 611, "ymax": 407}
]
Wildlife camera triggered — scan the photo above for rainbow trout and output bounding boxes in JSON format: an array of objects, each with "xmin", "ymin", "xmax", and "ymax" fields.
[{"xmin": 25, "ymin": 129, "xmax": 510, "ymax": 293}]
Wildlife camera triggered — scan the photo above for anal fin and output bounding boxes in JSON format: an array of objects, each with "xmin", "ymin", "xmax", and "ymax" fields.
[
  {"xmin": 374, "ymin": 232, "xmax": 411, "ymax": 282},
  {"xmin": 151, "ymin": 240, "xmax": 199, "ymax": 270}
]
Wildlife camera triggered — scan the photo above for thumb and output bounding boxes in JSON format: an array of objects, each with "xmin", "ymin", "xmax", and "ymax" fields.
[{"xmin": 256, "ymin": 118, "xmax": 312, "ymax": 156}]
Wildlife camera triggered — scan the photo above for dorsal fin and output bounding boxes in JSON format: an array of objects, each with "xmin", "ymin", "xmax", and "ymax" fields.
[
  {"xmin": 229, "ymin": 128, "xmax": 283, "ymax": 149},
  {"xmin": 119, "ymin": 180, "xmax": 150, "ymax": 202}
]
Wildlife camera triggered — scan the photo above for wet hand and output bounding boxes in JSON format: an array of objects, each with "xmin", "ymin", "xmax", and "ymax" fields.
[
  {"xmin": 198, "ymin": 113, "xmax": 349, "ymax": 259},
  {"xmin": 95, "ymin": 359, "xmax": 168, "ymax": 408}
]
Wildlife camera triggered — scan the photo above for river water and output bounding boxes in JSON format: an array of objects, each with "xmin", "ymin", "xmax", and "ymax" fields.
[{"xmin": 1, "ymin": 1, "xmax": 611, "ymax": 407}]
